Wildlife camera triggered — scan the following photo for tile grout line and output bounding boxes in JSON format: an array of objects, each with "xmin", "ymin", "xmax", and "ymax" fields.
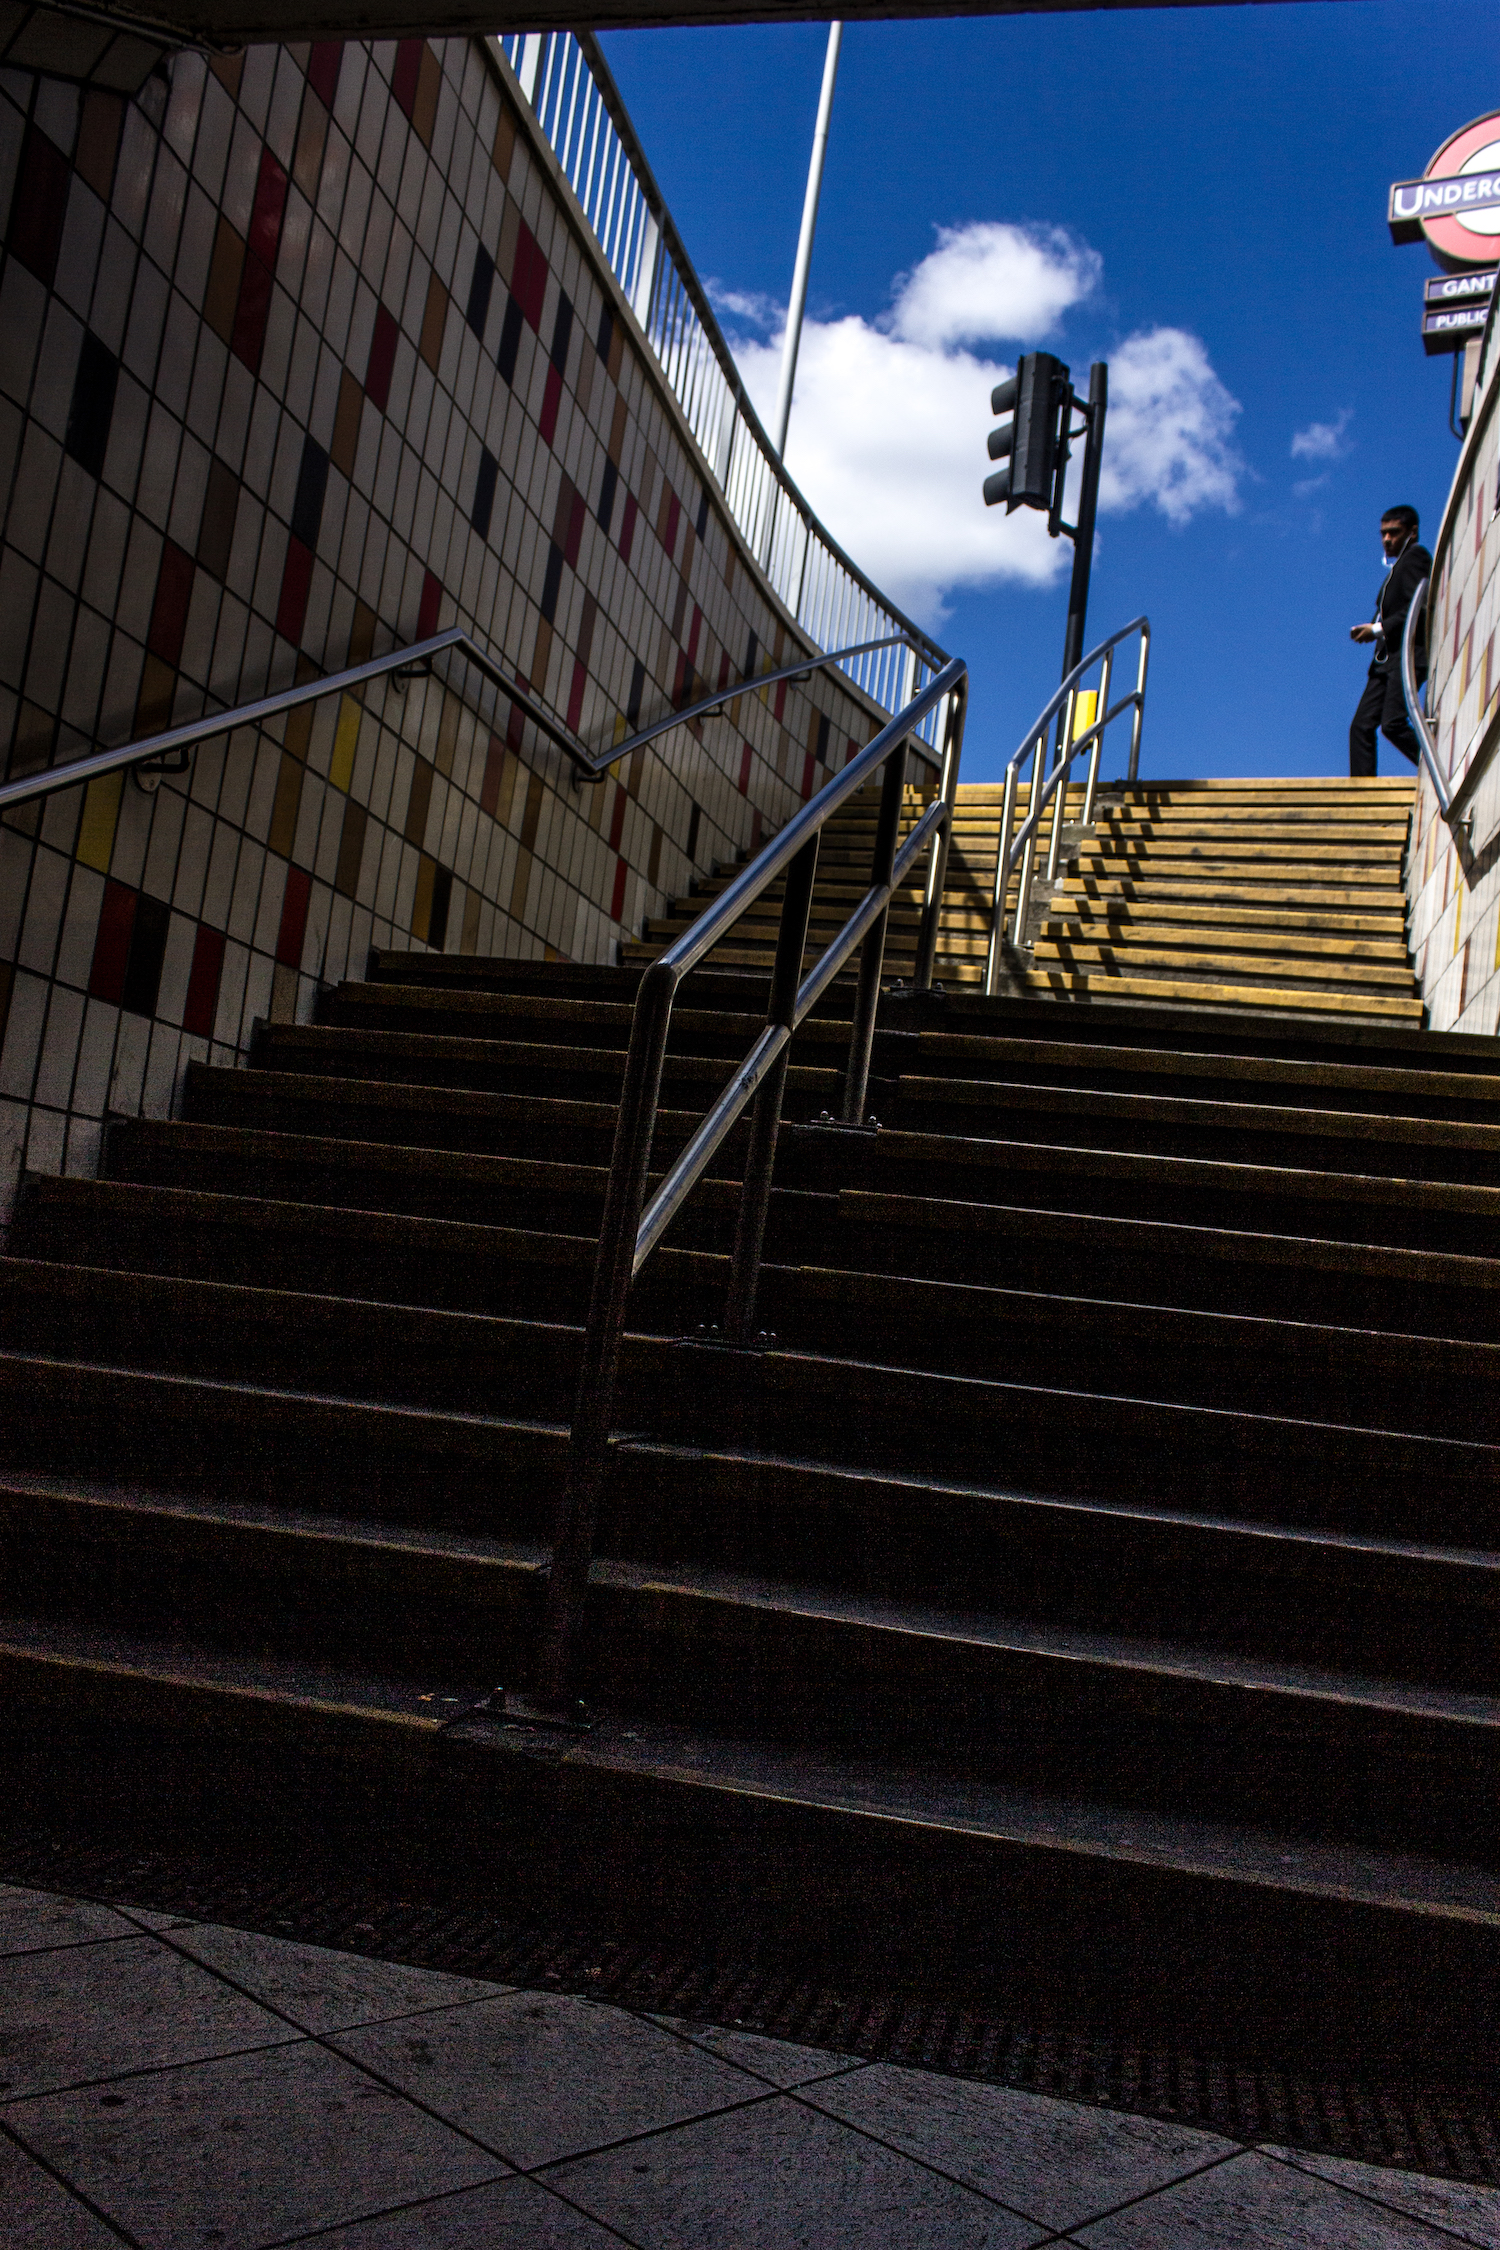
[
  {"xmin": 0, "ymin": 2112, "xmax": 148, "ymax": 2250},
  {"xmin": 1260, "ymin": 2144, "xmax": 1500, "ymax": 2250}
]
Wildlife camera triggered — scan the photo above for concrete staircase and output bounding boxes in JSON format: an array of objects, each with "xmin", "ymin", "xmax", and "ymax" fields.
[
  {"xmin": 627, "ymin": 775, "xmax": 1420, "ymax": 1024},
  {"xmin": 0, "ymin": 931, "xmax": 1495, "ymax": 2056}
]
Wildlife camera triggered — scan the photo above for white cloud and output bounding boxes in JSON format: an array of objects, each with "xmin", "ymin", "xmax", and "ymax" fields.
[
  {"xmin": 724, "ymin": 222, "xmax": 1244, "ymax": 628},
  {"xmin": 888, "ymin": 221, "xmax": 1101, "ymax": 348},
  {"xmin": 1100, "ymin": 329, "xmax": 1243, "ymax": 528},
  {"xmin": 1290, "ymin": 408, "xmax": 1353, "ymax": 462}
]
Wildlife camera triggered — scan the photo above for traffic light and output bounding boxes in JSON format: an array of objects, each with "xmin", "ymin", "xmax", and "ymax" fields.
[{"xmin": 984, "ymin": 352, "xmax": 1068, "ymax": 515}]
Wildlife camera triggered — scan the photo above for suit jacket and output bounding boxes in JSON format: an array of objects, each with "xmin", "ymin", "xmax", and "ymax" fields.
[{"xmin": 1372, "ymin": 540, "xmax": 1431, "ymax": 674}]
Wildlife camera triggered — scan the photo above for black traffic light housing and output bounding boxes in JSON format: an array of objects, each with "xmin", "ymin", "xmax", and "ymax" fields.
[{"xmin": 984, "ymin": 352, "xmax": 1069, "ymax": 522}]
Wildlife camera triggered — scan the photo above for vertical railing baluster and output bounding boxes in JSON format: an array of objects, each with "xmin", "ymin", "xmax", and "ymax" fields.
[
  {"xmin": 842, "ymin": 737, "xmax": 908, "ymax": 1122},
  {"xmin": 724, "ymin": 834, "xmax": 821, "ymax": 1345}
]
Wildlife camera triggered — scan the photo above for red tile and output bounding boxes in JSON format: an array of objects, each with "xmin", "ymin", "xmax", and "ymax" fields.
[
  {"xmin": 801, "ymin": 750, "xmax": 816, "ymax": 799},
  {"xmin": 182, "ymin": 924, "xmax": 226, "ymax": 1038},
  {"xmin": 738, "ymin": 742, "xmax": 752, "ymax": 795},
  {"xmin": 276, "ymin": 536, "xmax": 313, "ymax": 646},
  {"xmin": 540, "ymin": 362, "xmax": 562, "ymax": 448},
  {"xmin": 146, "ymin": 541, "xmax": 195, "ymax": 669},
  {"xmin": 567, "ymin": 656, "xmax": 587, "ymax": 734},
  {"xmin": 307, "ymin": 41, "xmax": 343, "ymax": 107},
  {"xmin": 392, "ymin": 37, "xmax": 423, "ymax": 118},
  {"xmin": 718, "ymin": 651, "xmax": 730, "ymax": 692},
  {"xmin": 247, "ymin": 148, "xmax": 289, "ymax": 271},
  {"xmin": 511, "ymin": 221, "xmax": 547, "ymax": 332},
  {"xmin": 275, "ymin": 864, "xmax": 311, "ymax": 968},
  {"xmin": 619, "ymin": 493, "xmax": 637, "ymax": 565},
  {"xmin": 366, "ymin": 306, "xmax": 398, "ymax": 411},
  {"xmin": 232, "ymin": 252, "xmax": 274, "ymax": 371},
  {"xmin": 663, "ymin": 493, "xmax": 680, "ymax": 561},
  {"xmin": 773, "ymin": 680, "xmax": 787, "ymax": 723},
  {"xmin": 687, "ymin": 604, "xmax": 702, "ymax": 667},
  {"xmin": 610, "ymin": 854, "xmax": 628, "ymax": 924},
  {"xmin": 88, "ymin": 880, "xmax": 137, "ymax": 1004},
  {"xmin": 417, "ymin": 570, "xmax": 441, "ymax": 639}
]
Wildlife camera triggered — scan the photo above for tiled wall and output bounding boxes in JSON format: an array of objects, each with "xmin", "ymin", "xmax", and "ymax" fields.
[
  {"xmin": 1408, "ymin": 361, "xmax": 1500, "ymax": 1035},
  {"xmin": 0, "ymin": 35, "xmax": 888, "ymax": 1216}
]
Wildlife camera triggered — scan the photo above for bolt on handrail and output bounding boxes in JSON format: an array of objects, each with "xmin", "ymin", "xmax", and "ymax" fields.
[
  {"xmin": 531, "ymin": 654, "xmax": 969, "ymax": 1712},
  {"xmin": 983, "ymin": 618, "xmax": 1151, "ymax": 995},
  {"xmin": 0, "ymin": 623, "xmax": 931, "ymax": 819}
]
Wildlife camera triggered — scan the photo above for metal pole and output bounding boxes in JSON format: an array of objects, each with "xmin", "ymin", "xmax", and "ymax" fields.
[
  {"xmin": 1128, "ymin": 623, "xmax": 1150, "ymax": 783},
  {"xmin": 1011, "ymin": 732, "xmax": 1046, "ymax": 947},
  {"xmin": 724, "ymin": 834, "xmax": 821, "ymax": 1344},
  {"xmin": 1060, "ymin": 361, "xmax": 1108, "ymax": 685},
  {"xmin": 985, "ymin": 760, "xmax": 1019, "ymax": 995},
  {"xmin": 841, "ymin": 737, "xmax": 907, "ymax": 1121},
  {"xmin": 1080, "ymin": 650, "xmax": 1112, "ymax": 827},
  {"xmin": 773, "ymin": 22, "xmax": 842, "ymax": 459},
  {"xmin": 535, "ymin": 964, "xmax": 676, "ymax": 1707},
  {"xmin": 912, "ymin": 679, "xmax": 966, "ymax": 990}
]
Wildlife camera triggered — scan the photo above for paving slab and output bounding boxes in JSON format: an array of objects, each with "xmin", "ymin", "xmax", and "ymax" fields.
[
  {"xmin": 288, "ymin": 2171, "xmax": 635, "ymax": 2245},
  {"xmin": 1266, "ymin": 2148, "xmax": 1500, "ymax": 2249},
  {"xmin": 648, "ymin": 2012, "xmax": 869, "ymax": 2089},
  {"xmin": 1070, "ymin": 2146, "xmax": 1467, "ymax": 2247},
  {"xmin": 0, "ymin": 1884, "xmax": 146, "ymax": 1955},
  {"xmin": 334, "ymin": 1989, "xmax": 766, "ymax": 2169},
  {"xmin": 0, "ymin": 2134, "xmax": 126, "ymax": 2249},
  {"xmin": 551, "ymin": 2089, "xmax": 1042, "ymax": 2248},
  {"xmin": 163, "ymin": 1920, "xmax": 512, "ymax": 2033},
  {"xmin": 0, "ymin": 1932, "xmax": 299, "ymax": 2098},
  {"xmin": 805, "ymin": 2059, "xmax": 1236, "ymax": 2232},
  {"xmin": 6, "ymin": 2036, "xmax": 507, "ymax": 2250}
]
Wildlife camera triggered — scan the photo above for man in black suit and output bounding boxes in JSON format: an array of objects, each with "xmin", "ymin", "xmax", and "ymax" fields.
[{"xmin": 1349, "ymin": 505, "xmax": 1431, "ymax": 775}]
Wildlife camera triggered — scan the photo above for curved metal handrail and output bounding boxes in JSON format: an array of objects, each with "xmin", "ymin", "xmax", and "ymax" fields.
[
  {"xmin": 983, "ymin": 617, "xmax": 1151, "ymax": 993},
  {"xmin": 1401, "ymin": 579, "xmax": 1450, "ymax": 819},
  {"xmin": 530, "ymin": 653, "xmax": 969, "ymax": 1713},
  {"xmin": 0, "ymin": 625, "xmax": 939, "ymax": 820}
]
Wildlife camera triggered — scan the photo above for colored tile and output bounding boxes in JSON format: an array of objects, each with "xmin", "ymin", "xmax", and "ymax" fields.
[{"xmin": 75, "ymin": 771, "xmax": 123, "ymax": 873}]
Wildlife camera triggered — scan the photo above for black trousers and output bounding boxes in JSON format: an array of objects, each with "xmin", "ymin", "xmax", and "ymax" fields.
[{"xmin": 1349, "ymin": 662, "xmax": 1423, "ymax": 776}]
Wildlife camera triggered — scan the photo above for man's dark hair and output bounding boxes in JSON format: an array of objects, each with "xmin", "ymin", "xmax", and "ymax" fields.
[{"xmin": 1382, "ymin": 505, "xmax": 1420, "ymax": 531}]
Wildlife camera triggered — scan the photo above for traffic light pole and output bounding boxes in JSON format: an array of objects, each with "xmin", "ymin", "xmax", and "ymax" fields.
[{"xmin": 1061, "ymin": 361, "xmax": 1108, "ymax": 682}]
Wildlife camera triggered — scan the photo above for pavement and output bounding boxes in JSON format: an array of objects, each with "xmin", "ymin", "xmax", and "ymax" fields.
[{"xmin": 2, "ymin": 1880, "xmax": 1498, "ymax": 2248}]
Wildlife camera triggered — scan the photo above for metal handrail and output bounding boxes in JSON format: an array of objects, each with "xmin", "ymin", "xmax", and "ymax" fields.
[
  {"xmin": 1401, "ymin": 579, "xmax": 1452, "ymax": 820},
  {"xmin": 983, "ymin": 618, "xmax": 1151, "ymax": 994},
  {"xmin": 531, "ymin": 653, "xmax": 969, "ymax": 1710},
  {"xmin": 1401, "ymin": 574, "xmax": 1500, "ymax": 845},
  {"xmin": 0, "ymin": 624, "xmax": 936, "ymax": 818}
]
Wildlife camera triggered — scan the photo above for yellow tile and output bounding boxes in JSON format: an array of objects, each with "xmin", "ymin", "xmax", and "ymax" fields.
[
  {"xmin": 1453, "ymin": 888, "xmax": 1463, "ymax": 957},
  {"xmin": 329, "ymin": 696, "xmax": 361, "ymax": 793},
  {"xmin": 76, "ymin": 771, "xmax": 123, "ymax": 872}
]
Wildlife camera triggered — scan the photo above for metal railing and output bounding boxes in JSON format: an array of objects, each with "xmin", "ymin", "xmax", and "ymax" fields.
[
  {"xmin": 983, "ymin": 619, "xmax": 1151, "ymax": 994},
  {"xmin": 494, "ymin": 28, "xmax": 948, "ymax": 742},
  {"xmin": 530, "ymin": 654, "xmax": 969, "ymax": 1711},
  {"xmin": 1401, "ymin": 578, "xmax": 1498, "ymax": 845},
  {"xmin": 0, "ymin": 625, "xmax": 931, "ymax": 819}
]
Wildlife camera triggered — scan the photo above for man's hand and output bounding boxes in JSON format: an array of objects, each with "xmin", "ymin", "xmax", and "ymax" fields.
[{"xmin": 1350, "ymin": 623, "xmax": 1378, "ymax": 643}]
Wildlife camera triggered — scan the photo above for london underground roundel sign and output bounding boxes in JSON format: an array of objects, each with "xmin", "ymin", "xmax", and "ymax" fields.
[{"xmin": 1394, "ymin": 111, "xmax": 1500, "ymax": 271}]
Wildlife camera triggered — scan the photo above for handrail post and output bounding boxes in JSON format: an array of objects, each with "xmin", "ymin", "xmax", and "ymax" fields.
[
  {"xmin": 912, "ymin": 678, "xmax": 966, "ymax": 990},
  {"xmin": 1045, "ymin": 692, "xmax": 1076, "ymax": 887},
  {"xmin": 985, "ymin": 760, "xmax": 1019, "ymax": 997},
  {"xmin": 1011, "ymin": 732, "xmax": 1046, "ymax": 946},
  {"xmin": 534, "ymin": 966, "xmax": 677, "ymax": 1707},
  {"xmin": 842, "ymin": 736, "xmax": 908, "ymax": 1121},
  {"xmin": 1081, "ymin": 651, "xmax": 1112, "ymax": 828},
  {"xmin": 1128, "ymin": 624, "xmax": 1150, "ymax": 783},
  {"xmin": 724, "ymin": 834, "xmax": 820, "ymax": 1344}
]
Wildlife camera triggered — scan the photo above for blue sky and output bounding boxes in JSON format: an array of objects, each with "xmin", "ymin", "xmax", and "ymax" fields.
[{"xmin": 600, "ymin": 1, "xmax": 1495, "ymax": 786}]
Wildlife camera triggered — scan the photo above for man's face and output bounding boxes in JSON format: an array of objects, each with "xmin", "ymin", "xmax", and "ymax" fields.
[{"xmin": 1381, "ymin": 518, "xmax": 1412, "ymax": 553}]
